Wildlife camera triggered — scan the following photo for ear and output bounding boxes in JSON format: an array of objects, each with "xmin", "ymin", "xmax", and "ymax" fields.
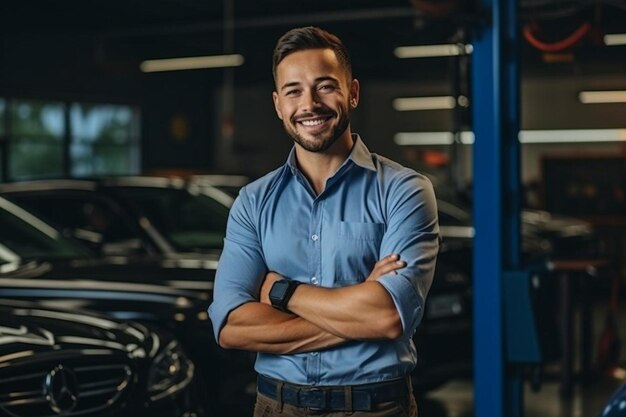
[
  {"xmin": 272, "ymin": 91, "xmax": 284, "ymax": 120},
  {"xmin": 349, "ymin": 79, "xmax": 360, "ymax": 109}
]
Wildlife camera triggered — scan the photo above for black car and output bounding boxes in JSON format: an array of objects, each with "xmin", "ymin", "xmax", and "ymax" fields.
[
  {"xmin": 0, "ymin": 177, "xmax": 232, "ymax": 258},
  {"xmin": 0, "ymin": 196, "xmax": 255, "ymax": 415},
  {"xmin": 0, "ymin": 299, "xmax": 199, "ymax": 417},
  {"xmin": 436, "ymin": 192, "xmax": 597, "ymax": 260},
  {"xmin": 190, "ymin": 174, "xmax": 250, "ymax": 199},
  {"xmin": 412, "ymin": 187, "xmax": 598, "ymax": 390}
]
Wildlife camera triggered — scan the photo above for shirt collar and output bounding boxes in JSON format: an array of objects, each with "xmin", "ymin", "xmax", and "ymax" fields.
[
  {"xmin": 286, "ymin": 134, "xmax": 376, "ymax": 176},
  {"xmin": 348, "ymin": 134, "xmax": 377, "ymax": 172}
]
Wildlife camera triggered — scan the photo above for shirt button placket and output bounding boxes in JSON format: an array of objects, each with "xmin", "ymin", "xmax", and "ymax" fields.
[{"xmin": 308, "ymin": 200, "xmax": 323, "ymax": 385}]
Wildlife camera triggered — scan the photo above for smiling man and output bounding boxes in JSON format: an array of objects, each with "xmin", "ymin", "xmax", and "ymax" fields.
[{"xmin": 209, "ymin": 27, "xmax": 439, "ymax": 417}]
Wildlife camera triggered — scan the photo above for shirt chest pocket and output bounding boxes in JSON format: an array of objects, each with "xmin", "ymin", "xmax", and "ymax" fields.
[{"xmin": 334, "ymin": 222, "xmax": 385, "ymax": 285}]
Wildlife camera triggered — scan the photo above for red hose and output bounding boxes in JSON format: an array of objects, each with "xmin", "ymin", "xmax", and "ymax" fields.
[{"xmin": 523, "ymin": 22, "xmax": 592, "ymax": 52}]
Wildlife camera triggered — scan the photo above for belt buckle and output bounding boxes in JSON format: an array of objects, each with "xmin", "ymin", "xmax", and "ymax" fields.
[{"xmin": 305, "ymin": 387, "xmax": 329, "ymax": 412}]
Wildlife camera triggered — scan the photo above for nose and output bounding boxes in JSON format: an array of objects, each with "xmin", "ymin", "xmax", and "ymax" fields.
[{"xmin": 301, "ymin": 88, "xmax": 321, "ymax": 112}]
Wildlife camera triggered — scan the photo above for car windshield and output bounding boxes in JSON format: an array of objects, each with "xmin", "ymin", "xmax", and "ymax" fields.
[
  {"xmin": 114, "ymin": 186, "xmax": 230, "ymax": 253},
  {"xmin": 0, "ymin": 198, "xmax": 91, "ymax": 264}
]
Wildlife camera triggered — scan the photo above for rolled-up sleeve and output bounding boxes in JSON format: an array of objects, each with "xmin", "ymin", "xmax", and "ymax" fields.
[
  {"xmin": 376, "ymin": 173, "xmax": 439, "ymax": 338},
  {"xmin": 208, "ymin": 188, "xmax": 267, "ymax": 342}
]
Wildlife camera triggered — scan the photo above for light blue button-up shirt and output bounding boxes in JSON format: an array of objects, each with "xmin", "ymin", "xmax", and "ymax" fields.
[{"xmin": 209, "ymin": 135, "xmax": 439, "ymax": 386}]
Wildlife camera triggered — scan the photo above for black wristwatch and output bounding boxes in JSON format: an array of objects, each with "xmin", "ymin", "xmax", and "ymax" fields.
[{"xmin": 269, "ymin": 280, "xmax": 301, "ymax": 313}]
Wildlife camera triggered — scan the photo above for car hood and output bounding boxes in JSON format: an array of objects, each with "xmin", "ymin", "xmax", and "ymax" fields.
[
  {"xmin": 520, "ymin": 209, "xmax": 594, "ymax": 239},
  {"xmin": 1, "ymin": 256, "xmax": 214, "ymax": 292},
  {"xmin": 0, "ymin": 300, "xmax": 151, "ymax": 361},
  {"xmin": 0, "ymin": 259, "xmax": 212, "ymax": 323},
  {"xmin": 439, "ymin": 208, "xmax": 594, "ymax": 257}
]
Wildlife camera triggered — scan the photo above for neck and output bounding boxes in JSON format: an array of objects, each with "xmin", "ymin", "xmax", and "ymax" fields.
[{"xmin": 295, "ymin": 132, "xmax": 354, "ymax": 195}]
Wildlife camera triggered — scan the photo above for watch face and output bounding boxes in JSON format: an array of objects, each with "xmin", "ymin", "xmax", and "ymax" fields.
[{"xmin": 270, "ymin": 280, "xmax": 290, "ymax": 300}]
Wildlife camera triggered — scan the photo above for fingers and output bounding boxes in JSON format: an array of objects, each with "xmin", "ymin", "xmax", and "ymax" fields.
[
  {"xmin": 377, "ymin": 254, "xmax": 406, "ymax": 270},
  {"xmin": 367, "ymin": 254, "xmax": 406, "ymax": 281}
]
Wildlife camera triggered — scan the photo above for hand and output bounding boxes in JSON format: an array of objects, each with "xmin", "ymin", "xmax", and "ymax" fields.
[
  {"xmin": 260, "ymin": 272, "xmax": 282, "ymax": 305},
  {"xmin": 366, "ymin": 254, "xmax": 406, "ymax": 281}
]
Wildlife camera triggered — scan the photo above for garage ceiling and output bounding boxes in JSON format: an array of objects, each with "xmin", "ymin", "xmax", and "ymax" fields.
[
  {"xmin": 2, "ymin": 0, "xmax": 420, "ymax": 33},
  {"xmin": 1, "ymin": 0, "xmax": 625, "ymax": 82}
]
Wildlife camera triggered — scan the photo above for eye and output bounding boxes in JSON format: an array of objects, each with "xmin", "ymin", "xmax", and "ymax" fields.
[
  {"xmin": 319, "ymin": 84, "xmax": 336, "ymax": 92},
  {"xmin": 285, "ymin": 89, "xmax": 300, "ymax": 97}
]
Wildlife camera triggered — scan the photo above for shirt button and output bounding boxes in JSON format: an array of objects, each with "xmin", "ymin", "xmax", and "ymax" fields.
[
  {"xmin": 311, "ymin": 234, "xmax": 319, "ymax": 241},
  {"xmin": 311, "ymin": 276, "xmax": 319, "ymax": 285}
]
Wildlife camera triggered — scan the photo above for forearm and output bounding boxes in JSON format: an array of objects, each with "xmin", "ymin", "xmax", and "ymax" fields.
[
  {"xmin": 287, "ymin": 281, "xmax": 402, "ymax": 340},
  {"xmin": 218, "ymin": 301, "xmax": 348, "ymax": 354}
]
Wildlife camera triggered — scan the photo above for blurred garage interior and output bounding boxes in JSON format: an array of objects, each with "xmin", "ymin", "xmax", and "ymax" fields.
[{"xmin": 1, "ymin": 0, "xmax": 626, "ymax": 416}]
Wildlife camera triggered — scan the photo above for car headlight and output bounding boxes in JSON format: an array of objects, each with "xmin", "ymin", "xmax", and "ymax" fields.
[{"xmin": 148, "ymin": 339, "xmax": 195, "ymax": 401}]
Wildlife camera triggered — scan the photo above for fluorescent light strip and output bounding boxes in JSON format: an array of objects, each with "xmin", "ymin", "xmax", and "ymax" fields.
[
  {"xmin": 395, "ymin": 132, "xmax": 452, "ymax": 146},
  {"xmin": 519, "ymin": 129, "xmax": 626, "ymax": 143},
  {"xmin": 579, "ymin": 91, "xmax": 626, "ymax": 104},
  {"xmin": 440, "ymin": 225, "xmax": 475, "ymax": 239},
  {"xmin": 394, "ymin": 132, "xmax": 474, "ymax": 146},
  {"xmin": 394, "ymin": 44, "xmax": 473, "ymax": 59},
  {"xmin": 604, "ymin": 33, "xmax": 626, "ymax": 46},
  {"xmin": 393, "ymin": 96, "xmax": 456, "ymax": 111},
  {"xmin": 394, "ymin": 129, "xmax": 626, "ymax": 145},
  {"xmin": 140, "ymin": 54, "xmax": 245, "ymax": 72}
]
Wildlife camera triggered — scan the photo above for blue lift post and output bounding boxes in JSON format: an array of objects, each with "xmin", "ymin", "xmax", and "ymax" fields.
[{"xmin": 472, "ymin": 0, "xmax": 522, "ymax": 415}]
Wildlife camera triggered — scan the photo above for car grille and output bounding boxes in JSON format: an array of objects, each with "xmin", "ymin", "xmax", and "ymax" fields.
[{"xmin": 0, "ymin": 351, "xmax": 133, "ymax": 417}]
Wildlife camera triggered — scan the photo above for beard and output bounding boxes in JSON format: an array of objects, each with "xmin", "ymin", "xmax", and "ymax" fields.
[{"xmin": 283, "ymin": 109, "xmax": 351, "ymax": 153}]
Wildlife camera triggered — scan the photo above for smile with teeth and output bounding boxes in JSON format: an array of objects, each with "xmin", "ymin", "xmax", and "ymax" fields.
[{"xmin": 298, "ymin": 116, "xmax": 332, "ymax": 127}]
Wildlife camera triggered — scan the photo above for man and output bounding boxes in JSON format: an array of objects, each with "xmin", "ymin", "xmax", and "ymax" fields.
[{"xmin": 209, "ymin": 26, "xmax": 439, "ymax": 417}]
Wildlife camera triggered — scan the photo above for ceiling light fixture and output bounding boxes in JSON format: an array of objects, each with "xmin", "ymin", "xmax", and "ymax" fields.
[
  {"xmin": 394, "ymin": 129, "xmax": 626, "ymax": 145},
  {"xmin": 394, "ymin": 132, "xmax": 475, "ymax": 146},
  {"xmin": 519, "ymin": 129, "xmax": 626, "ymax": 143},
  {"xmin": 140, "ymin": 54, "xmax": 245, "ymax": 72},
  {"xmin": 393, "ymin": 96, "xmax": 457, "ymax": 111},
  {"xmin": 579, "ymin": 91, "xmax": 626, "ymax": 104},
  {"xmin": 604, "ymin": 33, "xmax": 626, "ymax": 46},
  {"xmin": 394, "ymin": 44, "xmax": 473, "ymax": 59}
]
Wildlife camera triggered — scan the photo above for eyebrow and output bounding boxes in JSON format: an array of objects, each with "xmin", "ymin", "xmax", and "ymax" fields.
[{"xmin": 279, "ymin": 76, "xmax": 339, "ymax": 92}]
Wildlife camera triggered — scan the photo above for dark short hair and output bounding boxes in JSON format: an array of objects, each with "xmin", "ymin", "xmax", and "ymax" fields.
[{"xmin": 272, "ymin": 26, "xmax": 352, "ymax": 81}]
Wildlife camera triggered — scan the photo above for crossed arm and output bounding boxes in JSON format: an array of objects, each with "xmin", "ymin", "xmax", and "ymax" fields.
[
  {"xmin": 213, "ymin": 174, "xmax": 439, "ymax": 355},
  {"xmin": 218, "ymin": 254, "xmax": 406, "ymax": 354}
]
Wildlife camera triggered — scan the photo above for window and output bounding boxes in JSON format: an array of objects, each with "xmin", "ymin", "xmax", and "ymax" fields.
[
  {"xmin": 9, "ymin": 100, "xmax": 65, "ymax": 180},
  {"xmin": 0, "ymin": 98, "xmax": 140, "ymax": 181},
  {"xmin": 0, "ymin": 202, "xmax": 90, "ymax": 263},
  {"xmin": 114, "ymin": 186, "xmax": 229, "ymax": 252},
  {"xmin": 9, "ymin": 192, "xmax": 149, "ymax": 256},
  {"xmin": 70, "ymin": 103, "xmax": 140, "ymax": 177}
]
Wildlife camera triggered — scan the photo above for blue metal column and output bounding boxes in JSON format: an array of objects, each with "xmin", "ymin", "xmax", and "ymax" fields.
[{"xmin": 471, "ymin": 0, "xmax": 521, "ymax": 415}]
